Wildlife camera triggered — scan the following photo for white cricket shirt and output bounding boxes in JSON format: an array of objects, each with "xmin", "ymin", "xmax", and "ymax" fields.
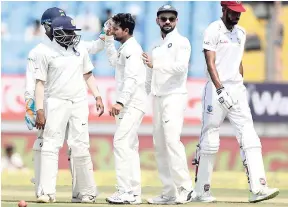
[
  {"xmin": 35, "ymin": 40, "xmax": 94, "ymax": 102},
  {"xmin": 203, "ymin": 19, "xmax": 246, "ymax": 83},
  {"xmin": 105, "ymin": 36, "xmax": 147, "ymax": 112},
  {"xmin": 25, "ymin": 38, "xmax": 104, "ymax": 101},
  {"xmin": 147, "ymin": 28, "xmax": 191, "ymax": 96}
]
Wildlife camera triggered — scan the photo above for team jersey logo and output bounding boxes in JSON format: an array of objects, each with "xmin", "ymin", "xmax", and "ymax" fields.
[
  {"xmin": 207, "ymin": 105, "xmax": 213, "ymax": 114},
  {"xmin": 71, "ymin": 19, "xmax": 76, "ymax": 26},
  {"xmin": 163, "ymin": 5, "xmax": 172, "ymax": 9}
]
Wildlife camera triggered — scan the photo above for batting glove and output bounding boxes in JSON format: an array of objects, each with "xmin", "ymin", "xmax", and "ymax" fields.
[
  {"xmin": 216, "ymin": 87, "xmax": 234, "ymax": 112},
  {"xmin": 25, "ymin": 98, "xmax": 36, "ymax": 130}
]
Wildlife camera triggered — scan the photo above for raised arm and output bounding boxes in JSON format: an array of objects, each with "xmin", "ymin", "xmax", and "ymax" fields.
[
  {"xmin": 82, "ymin": 39, "xmax": 105, "ymax": 55},
  {"xmin": 105, "ymin": 35, "xmax": 118, "ymax": 68}
]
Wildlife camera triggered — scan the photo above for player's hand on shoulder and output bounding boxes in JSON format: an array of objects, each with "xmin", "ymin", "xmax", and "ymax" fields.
[
  {"xmin": 25, "ymin": 98, "xmax": 36, "ymax": 130},
  {"xmin": 96, "ymin": 96, "xmax": 105, "ymax": 117},
  {"xmin": 142, "ymin": 53, "xmax": 153, "ymax": 69},
  {"xmin": 35, "ymin": 109, "xmax": 46, "ymax": 130},
  {"xmin": 109, "ymin": 103, "xmax": 123, "ymax": 117},
  {"xmin": 216, "ymin": 87, "xmax": 236, "ymax": 112}
]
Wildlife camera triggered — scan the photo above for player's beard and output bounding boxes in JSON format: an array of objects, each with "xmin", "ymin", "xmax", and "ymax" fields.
[
  {"xmin": 160, "ymin": 24, "xmax": 175, "ymax": 34},
  {"xmin": 226, "ymin": 11, "xmax": 239, "ymax": 26}
]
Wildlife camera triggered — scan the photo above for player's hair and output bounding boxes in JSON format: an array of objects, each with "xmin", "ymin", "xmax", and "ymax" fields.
[{"xmin": 112, "ymin": 13, "xmax": 135, "ymax": 35}]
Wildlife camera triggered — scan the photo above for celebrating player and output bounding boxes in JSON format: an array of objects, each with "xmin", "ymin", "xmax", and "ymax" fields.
[
  {"xmin": 142, "ymin": 5, "xmax": 193, "ymax": 205},
  {"xmin": 25, "ymin": 7, "xmax": 105, "ymax": 202},
  {"xmin": 104, "ymin": 13, "xmax": 148, "ymax": 204},
  {"xmin": 192, "ymin": 1, "xmax": 279, "ymax": 203},
  {"xmin": 34, "ymin": 16, "xmax": 100, "ymax": 203}
]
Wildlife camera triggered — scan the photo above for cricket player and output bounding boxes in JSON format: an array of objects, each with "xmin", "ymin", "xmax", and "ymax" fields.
[
  {"xmin": 25, "ymin": 7, "xmax": 105, "ymax": 202},
  {"xmin": 104, "ymin": 13, "xmax": 147, "ymax": 204},
  {"xmin": 191, "ymin": 1, "xmax": 279, "ymax": 203},
  {"xmin": 142, "ymin": 5, "xmax": 193, "ymax": 204},
  {"xmin": 33, "ymin": 15, "xmax": 100, "ymax": 203}
]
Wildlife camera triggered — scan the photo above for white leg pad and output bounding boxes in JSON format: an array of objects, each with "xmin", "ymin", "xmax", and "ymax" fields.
[
  {"xmin": 194, "ymin": 154, "xmax": 216, "ymax": 196},
  {"xmin": 72, "ymin": 154, "xmax": 97, "ymax": 197},
  {"xmin": 37, "ymin": 150, "xmax": 59, "ymax": 197}
]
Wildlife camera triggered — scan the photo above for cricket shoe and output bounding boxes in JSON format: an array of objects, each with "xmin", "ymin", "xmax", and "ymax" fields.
[
  {"xmin": 130, "ymin": 195, "xmax": 142, "ymax": 204},
  {"xmin": 147, "ymin": 195, "xmax": 176, "ymax": 205},
  {"xmin": 175, "ymin": 187, "xmax": 193, "ymax": 204},
  {"xmin": 106, "ymin": 191, "xmax": 136, "ymax": 204},
  {"xmin": 37, "ymin": 194, "xmax": 56, "ymax": 203},
  {"xmin": 71, "ymin": 194, "xmax": 96, "ymax": 203},
  {"xmin": 191, "ymin": 191, "xmax": 216, "ymax": 203},
  {"xmin": 249, "ymin": 187, "xmax": 279, "ymax": 203}
]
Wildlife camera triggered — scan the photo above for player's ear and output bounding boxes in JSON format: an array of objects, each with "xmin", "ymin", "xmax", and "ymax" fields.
[
  {"xmin": 124, "ymin": 28, "xmax": 129, "ymax": 34},
  {"xmin": 156, "ymin": 17, "xmax": 160, "ymax": 26}
]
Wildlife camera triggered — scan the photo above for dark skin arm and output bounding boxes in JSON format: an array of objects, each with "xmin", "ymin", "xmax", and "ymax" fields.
[
  {"xmin": 239, "ymin": 61, "xmax": 243, "ymax": 77},
  {"xmin": 204, "ymin": 49, "xmax": 222, "ymax": 89}
]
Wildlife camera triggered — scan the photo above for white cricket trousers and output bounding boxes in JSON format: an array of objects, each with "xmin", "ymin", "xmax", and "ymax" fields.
[
  {"xmin": 153, "ymin": 93, "xmax": 192, "ymax": 197},
  {"xmin": 38, "ymin": 98, "xmax": 95, "ymax": 196},
  {"xmin": 114, "ymin": 106, "xmax": 144, "ymax": 195},
  {"xmin": 194, "ymin": 81, "xmax": 267, "ymax": 195}
]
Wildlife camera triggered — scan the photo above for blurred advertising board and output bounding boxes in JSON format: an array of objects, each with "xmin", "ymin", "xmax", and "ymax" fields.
[
  {"xmin": 246, "ymin": 83, "xmax": 288, "ymax": 122},
  {"xmin": 2, "ymin": 75, "xmax": 288, "ymax": 124},
  {"xmin": 2, "ymin": 133, "xmax": 288, "ymax": 172},
  {"xmin": 1, "ymin": 75, "xmax": 205, "ymax": 125}
]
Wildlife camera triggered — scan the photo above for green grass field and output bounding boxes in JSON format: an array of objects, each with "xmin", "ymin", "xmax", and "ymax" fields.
[{"xmin": 2, "ymin": 170, "xmax": 288, "ymax": 207}]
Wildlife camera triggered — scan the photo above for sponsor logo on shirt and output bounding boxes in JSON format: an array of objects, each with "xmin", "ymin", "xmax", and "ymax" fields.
[{"xmin": 219, "ymin": 39, "xmax": 229, "ymax": 44}]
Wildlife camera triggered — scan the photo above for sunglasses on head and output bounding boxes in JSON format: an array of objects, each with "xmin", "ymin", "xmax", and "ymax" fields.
[{"xmin": 159, "ymin": 16, "xmax": 176, "ymax": 22}]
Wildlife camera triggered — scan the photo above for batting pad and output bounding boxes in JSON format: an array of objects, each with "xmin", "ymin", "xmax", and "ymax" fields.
[{"xmin": 73, "ymin": 155, "xmax": 97, "ymax": 197}]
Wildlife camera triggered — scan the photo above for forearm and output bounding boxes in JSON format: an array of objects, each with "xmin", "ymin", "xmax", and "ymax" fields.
[
  {"xmin": 84, "ymin": 39, "xmax": 105, "ymax": 54},
  {"xmin": 204, "ymin": 50, "xmax": 222, "ymax": 89},
  {"xmin": 208, "ymin": 66, "xmax": 222, "ymax": 89},
  {"xmin": 153, "ymin": 60, "xmax": 188, "ymax": 75},
  {"xmin": 239, "ymin": 61, "xmax": 243, "ymax": 77},
  {"xmin": 35, "ymin": 80, "xmax": 45, "ymax": 110},
  {"xmin": 84, "ymin": 72, "xmax": 101, "ymax": 98}
]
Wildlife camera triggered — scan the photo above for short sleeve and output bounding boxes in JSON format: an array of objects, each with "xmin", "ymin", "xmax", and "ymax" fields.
[
  {"xmin": 202, "ymin": 25, "xmax": 218, "ymax": 51},
  {"xmin": 34, "ymin": 53, "xmax": 49, "ymax": 82}
]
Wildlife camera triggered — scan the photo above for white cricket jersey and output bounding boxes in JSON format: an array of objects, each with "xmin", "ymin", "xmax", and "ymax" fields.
[
  {"xmin": 147, "ymin": 28, "xmax": 191, "ymax": 96},
  {"xmin": 34, "ymin": 40, "xmax": 94, "ymax": 102},
  {"xmin": 105, "ymin": 36, "xmax": 147, "ymax": 112},
  {"xmin": 203, "ymin": 19, "xmax": 246, "ymax": 83},
  {"xmin": 25, "ymin": 38, "xmax": 104, "ymax": 101}
]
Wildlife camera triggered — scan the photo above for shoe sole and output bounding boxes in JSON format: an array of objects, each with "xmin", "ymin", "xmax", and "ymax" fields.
[
  {"xmin": 147, "ymin": 201, "xmax": 176, "ymax": 205},
  {"xmin": 249, "ymin": 190, "xmax": 280, "ymax": 203},
  {"xmin": 106, "ymin": 198, "xmax": 136, "ymax": 204}
]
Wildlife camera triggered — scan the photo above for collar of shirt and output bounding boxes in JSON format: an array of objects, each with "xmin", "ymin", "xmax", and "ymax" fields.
[
  {"xmin": 219, "ymin": 19, "xmax": 237, "ymax": 35},
  {"xmin": 50, "ymin": 39, "xmax": 74, "ymax": 55},
  {"xmin": 118, "ymin": 36, "xmax": 135, "ymax": 52}
]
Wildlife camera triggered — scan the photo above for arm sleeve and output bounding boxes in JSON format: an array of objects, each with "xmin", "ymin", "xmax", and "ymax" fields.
[
  {"xmin": 34, "ymin": 53, "xmax": 48, "ymax": 82},
  {"xmin": 83, "ymin": 49, "xmax": 95, "ymax": 74},
  {"xmin": 202, "ymin": 26, "xmax": 218, "ymax": 51},
  {"xmin": 117, "ymin": 53, "xmax": 141, "ymax": 106},
  {"xmin": 24, "ymin": 52, "xmax": 37, "ymax": 100},
  {"xmin": 145, "ymin": 67, "xmax": 152, "ymax": 95},
  {"xmin": 82, "ymin": 39, "xmax": 105, "ymax": 54},
  {"xmin": 153, "ymin": 38, "xmax": 191, "ymax": 75},
  {"xmin": 105, "ymin": 35, "xmax": 118, "ymax": 68}
]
